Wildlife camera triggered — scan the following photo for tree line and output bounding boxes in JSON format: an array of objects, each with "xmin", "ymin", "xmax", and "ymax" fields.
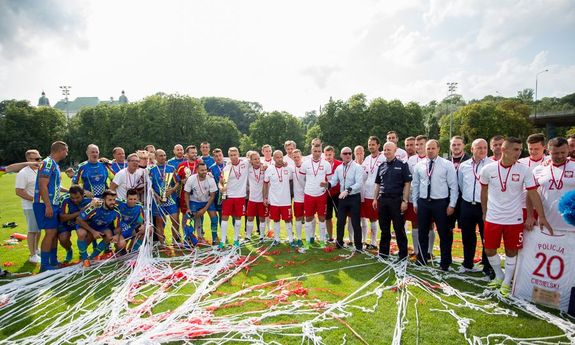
[{"xmin": 1, "ymin": 90, "xmax": 573, "ymax": 165}]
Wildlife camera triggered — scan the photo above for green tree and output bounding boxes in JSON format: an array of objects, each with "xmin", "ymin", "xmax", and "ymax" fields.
[
  {"xmin": 201, "ymin": 97, "xmax": 261, "ymax": 134},
  {"xmin": 439, "ymin": 100, "xmax": 534, "ymax": 151},
  {"xmin": 0, "ymin": 100, "xmax": 66, "ymax": 163},
  {"xmin": 198, "ymin": 117, "xmax": 240, "ymax": 152},
  {"xmin": 248, "ymin": 111, "xmax": 305, "ymax": 153},
  {"xmin": 517, "ymin": 88, "xmax": 534, "ymax": 104}
]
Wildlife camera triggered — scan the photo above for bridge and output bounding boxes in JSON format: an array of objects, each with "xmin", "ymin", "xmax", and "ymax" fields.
[{"xmin": 529, "ymin": 109, "xmax": 575, "ymax": 138}]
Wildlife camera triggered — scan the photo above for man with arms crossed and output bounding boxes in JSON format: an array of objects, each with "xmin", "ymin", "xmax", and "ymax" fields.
[{"xmin": 15, "ymin": 149, "xmax": 42, "ymax": 263}]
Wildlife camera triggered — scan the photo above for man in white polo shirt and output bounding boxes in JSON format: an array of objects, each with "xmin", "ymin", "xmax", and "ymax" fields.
[
  {"xmin": 292, "ymin": 149, "xmax": 306, "ymax": 247},
  {"xmin": 184, "ymin": 162, "xmax": 218, "ymax": 246},
  {"xmin": 263, "ymin": 150, "xmax": 294, "ymax": 246},
  {"xmin": 15, "ymin": 149, "xmax": 42, "ymax": 263},
  {"xmin": 300, "ymin": 144, "xmax": 332, "ymax": 248},
  {"xmin": 361, "ymin": 136, "xmax": 385, "ymax": 250},
  {"xmin": 480, "ymin": 137, "xmax": 552, "ymax": 297},
  {"xmin": 246, "ymin": 151, "xmax": 267, "ymax": 242},
  {"xmin": 219, "ymin": 147, "xmax": 249, "ymax": 248}
]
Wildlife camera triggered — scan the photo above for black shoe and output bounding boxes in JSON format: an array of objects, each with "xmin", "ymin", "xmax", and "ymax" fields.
[
  {"xmin": 327, "ymin": 238, "xmax": 335, "ymax": 243},
  {"xmin": 440, "ymin": 266, "xmax": 450, "ymax": 272}
]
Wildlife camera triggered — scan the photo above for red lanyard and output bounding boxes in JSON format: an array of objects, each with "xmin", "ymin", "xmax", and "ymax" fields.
[
  {"xmin": 127, "ymin": 170, "xmax": 136, "ymax": 189},
  {"xmin": 275, "ymin": 166, "xmax": 284, "ymax": 183},
  {"xmin": 369, "ymin": 155, "xmax": 379, "ymax": 174},
  {"xmin": 197, "ymin": 176, "xmax": 206, "ymax": 196},
  {"xmin": 294, "ymin": 165, "xmax": 301, "ymax": 182},
  {"xmin": 471, "ymin": 159, "xmax": 482, "ymax": 181},
  {"xmin": 498, "ymin": 161, "xmax": 513, "ymax": 192},
  {"xmin": 427, "ymin": 159, "xmax": 435, "ymax": 179},
  {"xmin": 231, "ymin": 163, "xmax": 241, "ymax": 180},
  {"xmin": 311, "ymin": 159, "xmax": 322, "ymax": 177},
  {"xmin": 343, "ymin": 163, "xmax": 350, "ymax": 186},
  {"xmin": 252, "ymin": 166, "xmax": 261, "ymax": 184},
  {"xmin": 550, "ymin": 163, "xmax": 566, "ymax": 190}
]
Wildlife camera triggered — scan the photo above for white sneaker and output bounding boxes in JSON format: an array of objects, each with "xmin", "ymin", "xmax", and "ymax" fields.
[{"xmin": 29, "ymin": 255, "xmax": 41, "ymax": 264}]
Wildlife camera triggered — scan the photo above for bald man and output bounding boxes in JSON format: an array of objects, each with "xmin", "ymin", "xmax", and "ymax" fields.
[{"xmin": 73, "ymin": 144, "xmax": 109, "ymax": 198}]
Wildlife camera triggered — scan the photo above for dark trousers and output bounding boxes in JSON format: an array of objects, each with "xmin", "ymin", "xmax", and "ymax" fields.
[
  {"xmin": 447, "ymin": 196, "xmax": 463, "ymax": 230},
  {"xmin": 336, "ymin": 194, "xmax": 362, "ymax": 250},
  {"xmin": 417, "ymin": 198, "xmax": 452, "ymax": 268},
  {"xmin": 378, "ymin": 195, "xmax": 408, "ymax": 258},
  {"xmin": 459, "ymin": 201, "xmax": 492, "ymax": 273}
]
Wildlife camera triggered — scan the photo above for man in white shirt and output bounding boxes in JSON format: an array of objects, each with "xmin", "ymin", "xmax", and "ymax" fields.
[
  {"xmin": 480, "ymin": 137, "xmax": 552, "ymax": 297},
  {"xmin": 263, "ymin": 150, "xmax": 294, "ymax": 246},
  {"xmin": 532, "ymin": 137, "xmax": 574, "ymax": 232},
  {"xmin": 219, "ymin": 147, "xmax": 250, "ymax": 248},
  {"xmin": 283, "ymin": 140, "xmax": 296, "ymax": 168},
  {"xmin": 518, "ymin": 133, "xmax": 547, "ymax": 221},
  {"xmin": 110, "ymin": 153, "xmax": 146, "ymax": 201},
  {"xmin": 292, "ymin": 149, "xmax": 306, "ymax": 246},
  {"xmin": 411, "ymin": 139, "xmax": 458, "ymax": 270},
  {"xmin": 457, "ymin": 139, "xmax": 494, "ymax": 276},
  {"xmin": 246, "ymin": 151, "xmax": 267, "ymax": 242},
  {"xmin": 361, "ymin": 136, "xmax": 385, "ymax": 250},
  {"xmin": 184, "ymin": 162, "xmax": 218, "ymax": 246},
  {"xmin": 15, "ymin": 149, "xmax": 42, "ymax": 263},
  {"xmin": 300, "ymin": 144, "xmax": 332, "ymax": 248},
  {"xmin": 406, "ymin": 135, "xmax": 435, "ymax": 258}
]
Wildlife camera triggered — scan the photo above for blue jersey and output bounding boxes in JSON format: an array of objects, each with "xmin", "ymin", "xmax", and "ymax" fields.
[
  {"xmin": 78, "ymin": 204, "xmax": 121, "ymax": 231},
  {"xmin": 59, "ymin": 196, "xmax": 91, "ymax": 230},
  {"xmin": 73, "ymin": 161, "xmax": 109, "ymax": 197},
  {"xmin": 107, "ymin": 160, "xmax": 127, "ymax": 177},
  {"xmin": 167, "ymin": 157, "xmax": 185, "ymax": 171},
  {"xmin": 209, "ymin": 162, "xmax": 226, "ymax": 185},
  {"xmin": 116, "ymin": 199, "xmax": 144, "ymax": 232},
  {"xmin": 149, "ymin": 164, "xmax": 179, "ymax": 206},
  {"xmin": 34, "ymin": 156, "xmax": 61, "ymax": 206},
  {"xmin": 201, "ymin": 155, "xmax": 215, "ymax": 169}
]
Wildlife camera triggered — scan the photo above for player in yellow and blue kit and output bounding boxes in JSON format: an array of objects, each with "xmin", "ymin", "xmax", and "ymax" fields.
[
  {"xmin": 58, "ymin": 185, "xmax": 92, "ymax": 262},
  {"xmin": 33, "ymin": 141, "xmax": 69, "ymax": 271},
  {"xmin": 76, "ymin": 190, "xmax": 121, "ymax": 265},
  {"xmin": 116, "ymin": 189, "xmax": 145, "ymax": 252},
  {"xmin": 73, "ymin": 144, "xmax": 109, "ymax": 198}
]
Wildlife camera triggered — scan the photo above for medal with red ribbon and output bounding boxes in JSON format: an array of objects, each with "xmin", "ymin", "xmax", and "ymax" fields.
[
  {"xmin": 498, "ymin": 161, "xmax": 513, "ymax": 192},
  {"xmin": 550, "ymin": 162, "xmax": 566, "ymax": 190}
]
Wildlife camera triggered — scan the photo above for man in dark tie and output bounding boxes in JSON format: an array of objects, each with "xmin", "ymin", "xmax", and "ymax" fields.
[{"xmin": 411, "ymin": 140, "xmax": 458, "ymax": 270}]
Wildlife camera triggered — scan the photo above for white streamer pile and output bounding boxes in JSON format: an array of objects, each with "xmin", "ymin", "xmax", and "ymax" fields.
[{"xmin": 0, "ymin": 180, "xmax": 573, "ymax": 344}]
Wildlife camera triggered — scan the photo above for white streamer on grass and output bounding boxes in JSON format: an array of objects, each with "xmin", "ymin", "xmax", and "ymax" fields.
[{"xmin": 0, "ymin": 180, "xmax": 573, "ymax": 344}]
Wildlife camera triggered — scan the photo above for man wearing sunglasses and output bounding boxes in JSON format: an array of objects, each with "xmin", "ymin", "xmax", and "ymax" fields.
[{"xmin": 15, "ymin": 149, "xmax": 43, "ymax": 263}]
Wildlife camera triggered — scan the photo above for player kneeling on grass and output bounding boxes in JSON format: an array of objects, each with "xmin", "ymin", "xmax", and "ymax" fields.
[
  {"xmin": 58, "ymin": 185, "xmax": 92, "ymax": 263},
  {"xmin": 116, "ymin": 188, "xmax": 145, "ymax": 253},
  {"xmin": 76, "ymin": 189, "xmax": 122, "ymax": 266},
  {"xmin": 184, "ymin": 162, "xmax": 218, "ymax": 247}
]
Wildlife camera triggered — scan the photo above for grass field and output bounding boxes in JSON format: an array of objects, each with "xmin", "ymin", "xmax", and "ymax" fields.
[{"xmin": 0, "ymin": 173, "xmax": 573, "ymax": 344}]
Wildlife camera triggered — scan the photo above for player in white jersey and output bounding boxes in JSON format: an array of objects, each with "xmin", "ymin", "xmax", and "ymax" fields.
[
  {"xmin": 532, "ymin": 137, "xmax": 575, "ymax": 232},
  {"xmin": 219, "ymin": 147, "xmax": 250, "ymax": 248},
  {"xmin": 283, "ymin": 140, "xmax": 296, "ymax": 168},
  {"xmin": 260, "ymin": 144, "xmax": 274, "ymax": 166},
  {"xmin": 291, "ymin": 149, "xmax": 306, "ymax": 246},
  {"xmin": 246, "ymin": 151, "xmax": 267, "ymax": 241},
  {"xmin": 518, "ymin": 133, "xmax": 548, "ymax": 220},
  {"xmin": 300, "ymin": 144, "xmax": 332, "ymax": 248},
  {"xmin": 184, "ymin": 162, "xmax": 218, "ymax": 245},
  {"xmin": 406, "ymin": 135, "xmax": 436, "ymax": 257},
  {"xmin": 263, "ymin": 150, "xmax": 294, "ymax": 246},
  {"xmin": 480, "ymin": 137, "xmax": 552, "ymax": 297},
  {"xmin": 110, "ymin": 153, "xmax": 146, "ymax": 200},
  {"xmin": 361, "ymin": 136, "xmax": 385, "ymax": 249},
  {"xmin": 386, "ymin": 131, "xmax": 408, "ymax": 162}
]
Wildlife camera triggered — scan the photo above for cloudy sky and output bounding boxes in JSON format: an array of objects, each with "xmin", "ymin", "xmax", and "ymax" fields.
[{"xmin": 1, "ymin": 0, "xmax": 574, "ymax": 116}]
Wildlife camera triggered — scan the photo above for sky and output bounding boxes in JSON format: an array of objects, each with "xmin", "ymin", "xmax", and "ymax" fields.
[{"xmin": 1, "ymin": 0, "xmax": 574, "ymax": 116}]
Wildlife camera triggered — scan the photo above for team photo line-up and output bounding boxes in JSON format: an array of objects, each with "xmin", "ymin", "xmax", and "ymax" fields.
[{"xmin": 14, "ymin": 131, "xmax": 574, "ymax": 297}]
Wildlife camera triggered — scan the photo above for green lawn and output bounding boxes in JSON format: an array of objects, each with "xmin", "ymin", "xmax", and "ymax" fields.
[{"xmin": 0, "ymin": 173, "xmax": 572, "ymax": 344}]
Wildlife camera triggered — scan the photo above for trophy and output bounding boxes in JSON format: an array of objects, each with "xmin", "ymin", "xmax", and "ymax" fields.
[
  {"xmin": 161, "ymin": 172, "xmax": 174, "ymax": 204},
  {"xmin": 218, "ymin": 168, "xmax": 230, "ymax": 204}
]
